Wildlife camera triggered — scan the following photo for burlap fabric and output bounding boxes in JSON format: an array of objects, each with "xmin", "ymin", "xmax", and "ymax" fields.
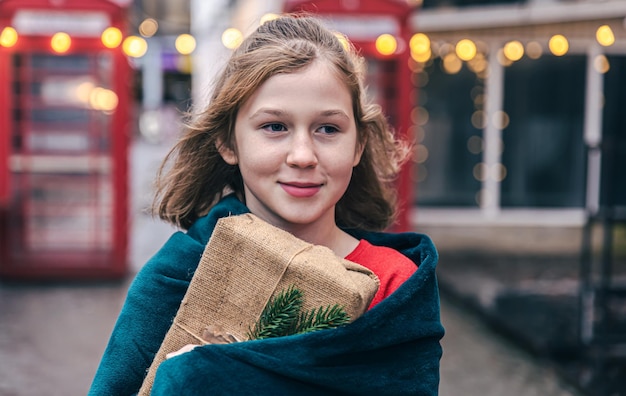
[{"xmin": 139, "ymin": 213, "xmax": 380, "ymax": 395}]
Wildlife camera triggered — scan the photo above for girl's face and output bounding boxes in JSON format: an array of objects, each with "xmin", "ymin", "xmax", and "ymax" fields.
[{"xmin": 220, "ymin": 60, "xmax": 363, "ymax": 234}]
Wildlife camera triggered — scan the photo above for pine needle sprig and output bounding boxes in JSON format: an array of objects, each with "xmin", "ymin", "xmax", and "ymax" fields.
[
  {"xmin": 296, "ymin": 305, "xmax": 350, "ymax": 334},
  {"xmin": 248, "ymin": 285, "xmax": 304, "ymax": 340},
  {"xmin": 248, "ymin": 285, "xmax": 351, "ymax": 340}
]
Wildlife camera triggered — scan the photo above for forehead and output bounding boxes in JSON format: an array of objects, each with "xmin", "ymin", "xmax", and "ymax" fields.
[{"xmin": 240, "ymin": 61, "xmax": 354, "ymax": 117}]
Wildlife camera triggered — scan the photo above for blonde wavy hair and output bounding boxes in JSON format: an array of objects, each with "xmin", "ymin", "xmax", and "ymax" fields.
[{"xmin": 152, "ymin": 15, "xmax": 410, "ymax": 231}]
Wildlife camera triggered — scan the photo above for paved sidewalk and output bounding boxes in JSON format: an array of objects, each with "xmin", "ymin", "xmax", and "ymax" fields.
[
  {"xmin": 0, "ymin": 139, "xmax": 587, "ymax": 395},
  {"xmin": 0, "ymin": 273, "xmax": 583, "ymax": 396}
]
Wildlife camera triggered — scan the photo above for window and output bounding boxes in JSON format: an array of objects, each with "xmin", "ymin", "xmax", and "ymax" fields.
[
  {"xmin": 414, "ymin": 58, "xmax": 483, "ymax": 206},
  {"xmin": 500, "ymin": 55, "xmax": 586, "ymax": 207}
]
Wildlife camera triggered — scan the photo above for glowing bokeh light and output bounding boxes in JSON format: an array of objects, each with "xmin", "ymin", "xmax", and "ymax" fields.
[
  {"xmin": 122, "ymin": 36, "xmax": 148, "ymax": 58},
  {"xmin": 139, "ymin": 18, "xmax": 158, "ymax": 38},
  {"xmin": 594, "ymin": 54, "xmax": 610, "ymax": 74},
  {"xmin": 101, "ymin": 27, "xmax": 123, "ymax": 49},
  {"xmin": 442, "ymin": 53, "xmax": 462, "ymax": 74},
  {"xmin": 51, "ymin": 32, "xmax": 71, "ymax": 53},
  {"xmin": 411, "ymin": 48, "xmax": 431, "ymax": 63},
  {"xmin": 503, "ymin": 40, "xmax": 524, "ymax": 61},
  {"xmin": 175, "ymin": 33, "xmax": 196, "ymax": 55},
  {"xmin": 410, "ymin": 33, "xmax": 430, "ymax": 55},
  {"xmin": 375, "ymin": 34, "xmax": 397, "ymax": 56},
  {"xmin": 467, "ymin": 136, "xmax": 483, "ymax": 154},
  {"xmin": 456, "ymin": 39, "xmax": 477, "ymax": 61},
  {"xmin": 222, "ymin": 28, "xmax": 243, "ymax": 49},
  {"xmin": 596, "ymin": 25, "xmax": 615, "ymax": 47},
  {"xmin": 526, "ymin": 41, "xmax": 543, "ymax": 59},
  {"xmin": 0, "ymin": 27, "xmax": 18, "ymax": 48},
  {"xmin": 549, "ymin": 35, "xmax": 569, "ymax": 56},
  {"xmin": 89, "ymin": 87, "xmax": 119, "ymax": 111}
]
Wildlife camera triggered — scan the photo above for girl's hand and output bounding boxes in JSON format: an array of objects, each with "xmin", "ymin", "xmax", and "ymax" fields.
[{"xmin": 165, "ymin": 344, "xmax": 199, "ymax": 359}]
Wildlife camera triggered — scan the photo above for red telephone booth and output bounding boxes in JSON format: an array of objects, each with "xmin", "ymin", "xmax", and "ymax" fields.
[
  {"xmin": 284, "ymin": 0, "xmax": 417, "ymax": 231},
  {"xmin": 0, "ymin": 0, "xmax": 131, "ymax": 279}
]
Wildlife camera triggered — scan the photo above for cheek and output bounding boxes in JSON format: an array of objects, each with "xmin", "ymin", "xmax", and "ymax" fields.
[{"xmin": 236, "ymin": 142, "xmax": 283, "ymax": 172}]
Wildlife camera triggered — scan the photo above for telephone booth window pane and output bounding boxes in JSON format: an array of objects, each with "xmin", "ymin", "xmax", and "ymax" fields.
[
  {"xmin": 20, "ymin": 174, "xmax": 112, "ymax": 251},
  {"xmin": 8, "ymin": 52, "xmax": 115, "ymax": 259},
  {"xmin": 365, "ymin": 59, "xmax": 398, "ymax": 127}
]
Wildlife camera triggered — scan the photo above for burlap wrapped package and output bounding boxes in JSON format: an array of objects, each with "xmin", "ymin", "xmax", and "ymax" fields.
[{"xmin": 138, "ymin": 213, "xmax": 380, "ymax": 395}]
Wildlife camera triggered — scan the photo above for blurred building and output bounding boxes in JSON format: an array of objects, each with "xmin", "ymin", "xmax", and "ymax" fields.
[
  {"xmin": 129, "ymin": 0, "xmax": 626, "ymax": 229},
  {"xmin": 411, "ymin": 0, "xmax": 626, "ymax": 234}
]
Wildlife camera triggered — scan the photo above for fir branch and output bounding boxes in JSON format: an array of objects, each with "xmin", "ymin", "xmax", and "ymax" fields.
[
  {"xmin": 248, "ymin": 285, "xmax": 303, "ymax": 340},
  {"xmin": 248, "ymin": 285, "xmax": 351, "ymax": 340},
  {"xmin": 296, "ymin": 304, "xmax": 350, "ymax": 334}
]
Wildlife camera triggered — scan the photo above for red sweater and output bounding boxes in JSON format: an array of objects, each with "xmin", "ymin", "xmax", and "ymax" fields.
[{"xmin": 345, "ymin": 239, "xmax": 417, "ymax": 309}]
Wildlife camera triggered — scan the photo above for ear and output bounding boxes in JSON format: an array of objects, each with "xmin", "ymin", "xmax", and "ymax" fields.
[
  {"xmin": 216, "ymin": 139, "xmax": 238, "ymax": 165},
  {"xmin": 352, "ymin": 138, "xmax": 365, "ymax": 167}
]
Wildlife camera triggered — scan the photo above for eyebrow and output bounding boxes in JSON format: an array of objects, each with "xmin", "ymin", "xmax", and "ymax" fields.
[
  {"xmin": 319, "ymin": 110, "xmax": 351, "ymax": 121},
  {"xmin": 249, "ymin": 108, "xmax": 284, "ymax": 120},
  {"xmin": 249, "ymin": 108, "xmax": 351, "ymax": 121}
]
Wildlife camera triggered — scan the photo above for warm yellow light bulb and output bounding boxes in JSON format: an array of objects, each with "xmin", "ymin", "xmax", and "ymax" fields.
[
  {"xmin": 89, "ymin": 87, "xmax": 119, "ymax": 111},
  {"xmin": 456, "ymin": 39, "xmax": 477, "ymax": 61},
  {"xmin": 0, "ymin": 27, "xmax": 18, "ymax": 48},
  {"xmin": 51, "ymin": 32, "xmax": 71, "ymax": 53},
  {"xmin": 222, "ymin": 28, "xmax": 243, "ymax": 49},
  {"xmin": 525, "ymin": 41, "xmax": 543, "ymax": 59},
  {"xmin": 101, "ymin": 27, "xmax": 123, "ymax": 49},
  {"xmin": 122, "ymin": 36, "xmax": 148, "ymax": 58},
  {"xmin": 596, "ymin": 25, "xmax": 615, "ymax": 47},
  {"xmin": 411, "ymin": 48, "xmax": 431, "ymax": 63},
  {"xmin": 175, "ymin": 34, "xmax": 196, "ymax": 55},
  {"xmin": 375, "ymin": 34, "xmax": 397, "ymax": 56},
  {"xmin": 503, "ymin": 40, "xmax": 524, "ymax": 61},
  {"xmin": 410, "ymin": 33, "xmax": 430, "ymax": 55},
  {"xmin": 549, "ymin": 35, "xmax": 569, "ymax": 56},
  {"xmin": 593, "ymin": 54, "xmax": 610, "ymax": 74},
  {"xmin": 442, "ymin": 53, "xmax": 462, "ymax": 74},
  {"xmin": 139, "ymin": 18, "xmax": 158, "ymax": 38}
]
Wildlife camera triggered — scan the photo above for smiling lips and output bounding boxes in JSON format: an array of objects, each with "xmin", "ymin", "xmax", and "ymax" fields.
[{"xmin": 279, "ymin": 182, "xmax": 322, "ymax": 198}]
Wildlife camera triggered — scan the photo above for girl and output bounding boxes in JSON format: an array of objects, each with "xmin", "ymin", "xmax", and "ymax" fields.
[{"xmin": 89, "ymin": 15, "xmax": 443, "ymax": 396}]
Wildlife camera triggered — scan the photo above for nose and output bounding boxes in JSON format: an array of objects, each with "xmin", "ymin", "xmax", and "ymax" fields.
[{"xmin": 286, "ymin": 131, "xmax": 318, "ymax": 168}]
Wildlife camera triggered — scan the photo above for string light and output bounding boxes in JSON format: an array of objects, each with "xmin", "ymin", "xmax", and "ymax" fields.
[
  {"xmin": 175, "ymin": 33, "xmax": 196, "ymax": 55},
  {"xmin": 101, "ymin": 27, "xmax": 123, "ymax": 49},
  {"xmin": 525, "ymin": 41, "xmax": 543, "ymax": 59},
  {"xmin": 139, "ymin": 18, "xmax": 158, "ymax": 38},
  {"xmin": 442, "ymin": 53, "xmax": 462, "ymax": 74},
  {"xmin": 596, "ymin": 25, "xmax": 615, "ymax": 47},
  {"xmin": 549, "ymin": 34, "xmax": 569, "ymax": 56},
  {"xmin": 51, "ymin": 32, "xmax": 71, "ymax": 53},
  {"xmin": 503, "ymin": 40, "xmax": 524, "ymax": 61},
  {"xmin": 222, "ymin": 28, "xmax": 243, "ymax": 49},
  {"xmin": 410, "ymin": 33, "xmax": 430, "ymax": 54},
  {"xmin": 0, "ymin": 27, "xmax": 18, "ymax": 48},
  {"xmin": 375, "ymin": 34, "xmax": 397, "ymax": 56},
  {"xmin": 122, "ymin": 36, "xmax": 148, "ymax": 58},
  {"xmin": 456, "ymin": 39, "xmax": 477, "ymax": 61},
  {"xmin": 593, "ymin": 54, "xmax": 610, "ymax": 74}
]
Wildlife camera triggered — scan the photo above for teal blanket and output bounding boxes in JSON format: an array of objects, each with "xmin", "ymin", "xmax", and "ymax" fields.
[{"xmin": 89, "ymin": 195, "xmax": 444, "ymax": 395}]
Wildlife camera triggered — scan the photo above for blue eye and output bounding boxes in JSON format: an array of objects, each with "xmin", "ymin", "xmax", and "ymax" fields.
[
  {"xmin": 319, "ymin": 125, "xmax": 339, "ymax": 134},
  {"xmin": 262, "ymin": 123, "xmax": 286, "ymax": 132}
]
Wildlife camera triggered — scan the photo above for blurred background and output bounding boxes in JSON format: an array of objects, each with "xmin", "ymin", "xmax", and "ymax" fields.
[{"xmin": 0, "ymin": 0, "xmax": 625, "ymax": 395}]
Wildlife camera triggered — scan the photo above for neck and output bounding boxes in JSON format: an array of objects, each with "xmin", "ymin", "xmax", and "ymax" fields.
[{"xmin": 285, "ymin": 221, "xmax": 358, "ymax": 258}]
